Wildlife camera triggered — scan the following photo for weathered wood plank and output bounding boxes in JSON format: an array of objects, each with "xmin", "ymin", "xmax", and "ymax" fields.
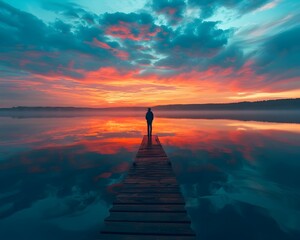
[
  {"xmin": 120, "ymin": 188, "xmax": 180, "ymax": 193},
  {"xmin": 117, "ymin": 193, "xmax": 184, "ymax": 199},
  {"xmin": 110, "ymin": 204, "xmax": 187, "ymax": 213},
  {"xmin": 106, "ymin": 212, "xmax": 191, "ymax": 223},
  {"xmin": 123, "ymin": 176, "xmax": 177, "ymax": 181},
  {"xmin": 114, "ymin": 196, "xmax": 185, "ymax": 204},
  {"xmin": 126, "ymin": 171, "xmax": 174, "ymax": 175},
  {"xmin": 124, "ymin": 177, "xmax": 176, "ymax": 181},
  {"xmin": 121, "ymin": 183, "xmax": 179, "ymax": 188},
  {"xmin": 130, "ymin": 167, "xmax": 172, "ymax": 170},
  {"xmin": 101, "ymin": 222, "xmax": 196, "ymax": 236},
  {"xmin": 120, "ymin": 183, "xmax": 180, "ymax": 188},
  {"xmin": 98, "ymin": 234, "xmax": 197, "ymax": 240},
  {"xmin": 127, "ymin": 169, "xmax": 173, "ymax": 173},
  {"xmin": 125, "ymin": 174, "xmax": 175, "ymax": 178},
  {"xmin": 123, "ymin": 180, "xmax": 177, "ymax": 184},
  {"xmin": 136, "ymin": 155, "xmax": 168, "ymax": 158},
  {"xmin": 132, "ymin": 162, "xmax": 170, "ymax": 165}
]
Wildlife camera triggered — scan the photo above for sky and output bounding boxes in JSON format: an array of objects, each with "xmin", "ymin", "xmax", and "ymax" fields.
[{"xmin": 0, "ymin": 0, "xmax": 300, "ymax": 107}]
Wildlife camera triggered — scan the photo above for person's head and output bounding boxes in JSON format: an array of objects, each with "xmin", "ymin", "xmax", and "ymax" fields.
[{"xmin": 148, "ymin": 108, "xmax": 151, "ymax": 111}]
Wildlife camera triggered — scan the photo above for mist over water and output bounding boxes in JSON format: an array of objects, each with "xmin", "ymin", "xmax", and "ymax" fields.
[
  {"xmin": 1, "ymin": 110, "xmax": 300, "ymax": 123},
  {"xmin": 0, "ymin": 111, "xmax": 300, "ymax": 240}
]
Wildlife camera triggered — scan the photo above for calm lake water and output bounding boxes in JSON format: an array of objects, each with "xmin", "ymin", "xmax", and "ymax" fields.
[{"xmin": 1, "ymin": 112, "xmax": 300, "ymax": 240}]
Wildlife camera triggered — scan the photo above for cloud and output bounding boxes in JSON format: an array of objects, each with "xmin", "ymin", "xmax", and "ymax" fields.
[
  {"xmin": 256, "ymin": 0, "xmax": 281, "ymax": 12},
  {"xmin": 188, "ymin": 0, "xmax": 271, "ymax": 18},
  {"xmin": 0, "ymin": 1, "xmax": 133, "ymax": 79},
  {"xmin": 0, "ymin": 1, "xmax": 46, "ymax": 46},
  {"xmin": 253, "ymin": 26, "xmax": 300, "ymax": 81},
  {"xmin": 101, "ymin": 12, "xmax": 160, "ymax": 41},
  {"xmin": 0, "ymin": 1, "xmax": 238, "ymax": 80},
  {"xmin": 151, "ymin": 0, "xmax": 186, "ymax": 25},
  {"xmin": 153, "ymin": 19, "xmax": 233, "ymax": 69},
  {"xmin": 210, "ymin": 44, "xmax": 245, "ymax": 69},
  {"xmin": 41, "ymin": 1, "xmax": 96, "ymax": 23}
]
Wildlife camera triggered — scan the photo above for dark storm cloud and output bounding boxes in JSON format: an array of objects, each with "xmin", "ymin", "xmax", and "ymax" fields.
[
  {"xmin": 253, "ymin": 26, "xmax": 300, "ymax": 81},
  {"xmin": 0, "ymin": 1, "xmax": 46, "ymax": 46},
  {"xmin": 210, "ymin": 44, "xmax": 245, "ymax": 69},
  {"xmin": 151, "ymin": 0, "xmax": 186, "ymax": 25},
  {"xmin": 171, "ymin": 20, "xmax": 231, "ymax": 56},
  {"xmin": 188, "ymin": 0, "xmax": 271, "ymax": 18},
  {"xmin": 101, "ymin": 11, "xmax": 154, "ymax": 25},
  {"xmin": 135, "ymin": 59, "xmax": 152, "ymax": 65},
  {"xmin": 154, "ymin": 19, "xmax": 233, "ymax": 69}
]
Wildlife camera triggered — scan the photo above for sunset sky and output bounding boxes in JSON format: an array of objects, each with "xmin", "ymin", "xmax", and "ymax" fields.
[{"xmin": 1, "ymin": 0, "xmax": 300, "ymax": 107}]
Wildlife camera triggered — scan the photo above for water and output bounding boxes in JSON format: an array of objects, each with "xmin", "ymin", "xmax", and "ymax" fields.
[{"xmin": 0, "ymin": 113, "xmax": 300, "ymax": 240}]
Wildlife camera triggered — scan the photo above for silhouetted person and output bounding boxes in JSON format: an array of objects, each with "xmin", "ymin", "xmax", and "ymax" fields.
[{"xmin": 145, "ymin": 108, "xmax": 154, "ymax": 137}]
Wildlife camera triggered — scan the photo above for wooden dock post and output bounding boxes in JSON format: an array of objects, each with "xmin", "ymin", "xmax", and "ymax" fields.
[{"xmin": 98, "ymin": 135, "xmax": 196, "ymax": 240}]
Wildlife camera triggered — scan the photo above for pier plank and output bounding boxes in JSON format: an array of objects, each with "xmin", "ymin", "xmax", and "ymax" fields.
[
  {"xmin": 110, "ymin": 204, "xmax": 187, "ymax": 213},
  {"xmin": 120, "ymin": 188, "xmax": 180, "ymax": 193},
  {"xmin": 114, "ymin": 196, "xmax": 185, "ymax": 204},
  {"xmin": 106, "ymin": 212, "xmax": 190, "ymax": 223},
  {"xmin": 116, "ymin": 193, "xmax": 183, "ymax": 198},
  {"xmin": 102, "ymin": 222, "xmax": 195, "ymax": 235},
  {"xmin": 98, "ymin": 234, "xmax": 196, "ymax": 240}
]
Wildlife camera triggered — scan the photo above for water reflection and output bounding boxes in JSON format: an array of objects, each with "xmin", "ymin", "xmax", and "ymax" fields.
[
  {"xmin": 0, "ymin": 115, "xmax": 300, "ymax": 240},
  {"xmin": 0, "ymin": 117, "xmax": 142, "ymax": 240},
  {"xmin": 159, "ymin": 119, "xmax": 300, "ymax": 240}
]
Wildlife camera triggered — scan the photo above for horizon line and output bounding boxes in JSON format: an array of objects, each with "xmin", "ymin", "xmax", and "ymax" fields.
[{"xmin": 1, "ymin": 98, "xmax": 300, "ymax": 109}]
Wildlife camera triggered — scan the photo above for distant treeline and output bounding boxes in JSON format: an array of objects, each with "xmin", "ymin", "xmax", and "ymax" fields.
[
  {"xmin": 0, "ymin": 106, "xmax": 145, "ymax": 111},
  {"xmin": 154, "ymin": 98, "xmax": 300, "ymax": 110},
  {"xmin": 1, "ymin": 98, "xmax": 300, "ymax": 111}
]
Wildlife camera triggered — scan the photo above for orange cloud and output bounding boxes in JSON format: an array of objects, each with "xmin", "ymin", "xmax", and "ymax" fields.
[
  {"xmin": 92, "ymin": 38, "xmax": 129, "ymax": 60},
  {"xmin": 105, "ymin": 22, "xmax": 160, "ymax": 41}
]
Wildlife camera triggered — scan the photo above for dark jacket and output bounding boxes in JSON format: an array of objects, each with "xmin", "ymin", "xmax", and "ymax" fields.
[{"xmin": 146, "ymin": 111, "xmax": 154, "ymax": 122}]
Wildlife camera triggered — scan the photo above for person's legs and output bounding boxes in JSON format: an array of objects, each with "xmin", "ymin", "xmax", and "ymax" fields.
[
  {"xmin": 149, "ymin": 122, "xmax": 152, "ymax": 136},
  {"xmin": 147, "ymin": 122, "xmax": 150, "ymax": 136}
]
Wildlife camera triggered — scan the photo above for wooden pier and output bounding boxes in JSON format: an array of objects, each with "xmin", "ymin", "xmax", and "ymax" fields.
[{"xmin": 98, "ymin": 135, "xmax": 196, "ymax": 240}]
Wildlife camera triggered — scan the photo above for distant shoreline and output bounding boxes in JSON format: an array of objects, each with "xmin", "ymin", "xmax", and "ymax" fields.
[
  {"xmin": 1, "ymin": 98, "xmax": 300, "ymax": 111},
  {"xmin": 1, "ymin": 109, "xmax": 300, "ymax": 124}
]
